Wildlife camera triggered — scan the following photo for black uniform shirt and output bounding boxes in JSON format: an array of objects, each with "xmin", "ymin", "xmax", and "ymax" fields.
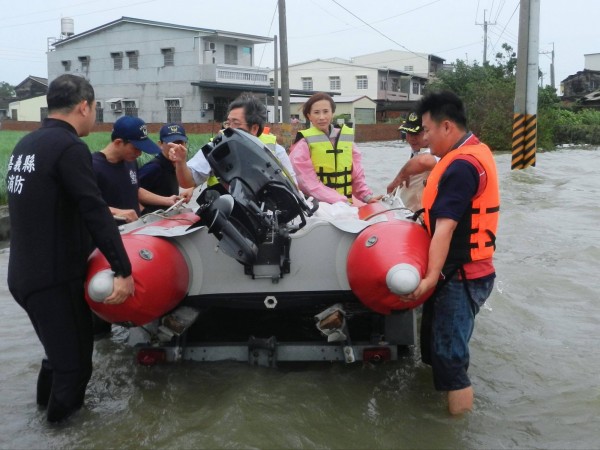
[
  {"xmin": 92, "ymin": 152, "xmax": 141, "ymax": 215},
  {"xmin": 138, "ymin": 153, "xmax": 179, "ymax": 213},
  {"xmin": 6, "ymin": 118, "xmax": 132, "ymax": 298}
]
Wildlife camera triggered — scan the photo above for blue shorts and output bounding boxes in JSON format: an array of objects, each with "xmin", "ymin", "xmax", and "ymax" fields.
[{"xmin": 420, "ymin": 274, "xmax": 495, "ymax": 391}]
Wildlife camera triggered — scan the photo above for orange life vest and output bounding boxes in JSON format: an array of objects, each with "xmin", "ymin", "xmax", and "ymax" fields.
[{"xmin": 422, "ymin": 142, "xmax": 500, "ymax": 266}]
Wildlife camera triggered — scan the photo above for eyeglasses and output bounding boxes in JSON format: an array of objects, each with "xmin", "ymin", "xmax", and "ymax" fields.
[{"xmin": 223, "ymin": 119, "xmax": 248, "ymax": 128}]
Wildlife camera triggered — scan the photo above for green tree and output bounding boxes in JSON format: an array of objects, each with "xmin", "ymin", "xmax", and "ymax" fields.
[
  {"xmin": 426, "ymin": 58, "xmax": 515, "ymax": 151},
  {"xmin": 424, "ymin": 43, "xmax": 600, "ymax": 150},
  {"xmin": 494, "ymin": 43, "xmax": 518, "ymax": 77},
  {"xmin": 0, "ymin": 81, "xmax": 15, "ymax": 98}
]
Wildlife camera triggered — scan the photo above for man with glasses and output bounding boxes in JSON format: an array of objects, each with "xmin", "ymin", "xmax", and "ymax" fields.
[{"xmin": 170, "ymin": 94, "xmax": 296, "ymax": 189}]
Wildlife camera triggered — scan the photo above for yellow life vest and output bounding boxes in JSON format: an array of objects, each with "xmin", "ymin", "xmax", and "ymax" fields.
[
  {"xmin": 258, "ymin": 132, "xmax": 277, "ymax": 153},
  {"xmin": 298, "ymin": 125, "xmax": 354, "ymax": 199}
]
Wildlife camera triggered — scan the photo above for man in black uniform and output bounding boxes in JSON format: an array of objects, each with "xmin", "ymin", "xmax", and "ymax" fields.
[
  {"xmin": 137, "ymin": 123, "xmax": 193, "ymax": 214},
  {"xmin": 92, "ymin": 116, "xmax": 181, "ymax": 223},
  {"xmin": 6, "ymin": 74, "xmax": 135, "ymax": 423}
]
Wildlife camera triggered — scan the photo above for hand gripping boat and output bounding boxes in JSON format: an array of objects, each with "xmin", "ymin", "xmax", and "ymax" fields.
[{"xmin": 85, "ymin": 128, "xmax": 433, "ymax": 365}]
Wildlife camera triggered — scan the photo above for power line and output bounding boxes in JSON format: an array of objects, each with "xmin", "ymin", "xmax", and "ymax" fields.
[{"xmin": 328, "ymin": 0, "xmax": 426, "ymax": 60}]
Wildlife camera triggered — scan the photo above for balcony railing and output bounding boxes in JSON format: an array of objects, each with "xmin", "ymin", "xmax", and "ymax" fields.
[{"xmin": 200, "ymin": 64, "xmax": 270, "ymax": 86}]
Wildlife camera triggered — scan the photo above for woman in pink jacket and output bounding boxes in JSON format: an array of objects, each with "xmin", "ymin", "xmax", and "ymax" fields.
[{"xmin": 289, "ymin": 92, "xmax": 381, "ymax": 205}]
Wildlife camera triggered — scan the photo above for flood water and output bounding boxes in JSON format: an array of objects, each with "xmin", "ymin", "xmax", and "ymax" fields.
[{"xmin": 1, "ymin": 142, "xmax": 599, "ymax": 449}]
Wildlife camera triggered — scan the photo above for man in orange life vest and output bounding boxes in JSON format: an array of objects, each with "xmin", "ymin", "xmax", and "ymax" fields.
[{"xmin": 401, "ymin": 91, "xmax": 499, "ymax": 415}]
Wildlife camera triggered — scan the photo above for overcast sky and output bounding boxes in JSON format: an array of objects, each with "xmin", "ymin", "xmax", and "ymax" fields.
[{"xmin": 0, "ymin": 0, "xmax": 596, "ymax": 92}]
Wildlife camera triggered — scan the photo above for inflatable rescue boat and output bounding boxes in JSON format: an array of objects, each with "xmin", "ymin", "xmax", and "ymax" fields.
[{"xmin": 85, "ymin": 128, "xmax": 432, "ymax": 364}]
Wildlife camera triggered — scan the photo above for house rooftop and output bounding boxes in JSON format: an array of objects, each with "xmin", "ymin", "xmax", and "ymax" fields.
[{"xmin": 52, "ymin": 16, "xmax": 273, "ymax": 48}]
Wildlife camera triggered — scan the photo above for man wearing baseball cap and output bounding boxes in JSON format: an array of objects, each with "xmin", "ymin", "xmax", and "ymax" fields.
[
  {"xmin": 92, "ymin": 116, "xmax": 181, "ymax": 223},
  {"xmin": 138, "ymin": 123, "xmax": 193, "ymax": 214},
  {"xmin": 387, "ymin": 111, "xmax": 437, "ymax": 212}
]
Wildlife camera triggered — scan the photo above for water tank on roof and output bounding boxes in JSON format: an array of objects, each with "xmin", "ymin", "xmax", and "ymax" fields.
[{"xmin": 61, "ymin": 17, "xmax": 74, "ymax": 37}]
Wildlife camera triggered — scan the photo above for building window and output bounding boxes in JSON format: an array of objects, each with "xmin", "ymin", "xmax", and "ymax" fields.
[
  {"xmin": 302, "ymin": 77, "xmax": 313, "ymax": 91},
  {"xmin": 404, "ymin": 65, "xmax": 414, "ymax": 72},
  {"xmin": 111, "ymin": 52, "xmax": 123, "ymax": 70},
  {"xmin": 78, "ymin": 56, "xmax": 90, "ymax": 71},
  {"xmin": 356, "ymin": 75, "xmax": 368, "ymax": 90},
  {"xmin": 96, "ymin": 102, "xmax": 103, "ymax": 123},
  {"xmin": 412, "ymin": 82, "xmax": 420, "ymax": 95},
  {"xmin": 225, "ymin": 45, "xmax": 238, "ymax": 65},
  {"xmin": 123, "ymin": 100, "xmax": 138, "ymax": 117},
  {"xmin": 61, "ymin": 60, "xmax": 71, "ymax": 72},
  {"xmin": 126, "ymin": 51, "xmax": 138, "ymax": 69},
  {"xmin": 40, "ymin": 107, "xmax": 48, "ymax": 121},
  {"xmin": 380, "ymin": 78, "xmax": 388, "ymax": 90},
  {"xmin": 329, "ymin": 76, "xmax": 341, "ymax": 90},
  {"xmin": 165, "ymin": 99, "xmax": 182, "ymax": 123},
  {"xmin": 391, "ymin": 78, "xmax": 399, "ymax": 91},
  {"xmin": 161, "ymin": 48, "xmax": 174, "ymax": 67},
  {"xmin": 240, "ymin": 46, "xmax": 252, "ymax": 66}
]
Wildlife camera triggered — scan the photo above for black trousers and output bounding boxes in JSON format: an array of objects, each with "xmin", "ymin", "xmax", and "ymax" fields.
[{"xmin": 12, "ymin": 279, "xmax": 94, "ymax": 423}]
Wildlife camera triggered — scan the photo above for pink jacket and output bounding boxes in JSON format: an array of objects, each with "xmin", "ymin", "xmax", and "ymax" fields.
[{"xmin": 289, "ymin": 128, "xmax": 373, "ymax": 204}]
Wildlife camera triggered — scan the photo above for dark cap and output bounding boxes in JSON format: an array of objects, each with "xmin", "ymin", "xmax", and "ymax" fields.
[
  {"xmin": 111, "ymin": 116, "xmax": 160, "ymax": 154},
  {"xmin": 159, "ymin": 123, "xmax": 188, "ymax": 143},
  {"xmin": 398, "ymin": 111, "xmax": 422, "ymax": 134}
]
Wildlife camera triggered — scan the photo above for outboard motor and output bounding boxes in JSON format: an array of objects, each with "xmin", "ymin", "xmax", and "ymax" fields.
[{"xmin": 197, "ymin": 128, "xmax": 314, "ymax": 276}]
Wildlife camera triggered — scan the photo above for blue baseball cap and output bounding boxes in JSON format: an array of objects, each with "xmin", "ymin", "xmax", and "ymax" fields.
[
  {"xmin": 160, "ymin": 123, "xmax": 188, "ymax": 143},
  {"xmin": 111, "ymin": 116, "xmax": 160, "ymax": 154}
]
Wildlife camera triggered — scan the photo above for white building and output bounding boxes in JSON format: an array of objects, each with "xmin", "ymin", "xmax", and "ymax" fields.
[
  {"xmin": 584, "ymin": 53, "xmax": 600, "ymax": 71},
  {"xmin": 8, "ymin": 95, "xmax": 47, "ymax": 122},
  {"xmin": 271, "ymin": 58, "xmax": 427, "ymax": 105},
  {"xmin": 47, "ymin": 17, "xmax": 275, "ymax": 123},
  {"xmin": 351, "ymin": 49, "xmax": 445, "ymax": 79}
]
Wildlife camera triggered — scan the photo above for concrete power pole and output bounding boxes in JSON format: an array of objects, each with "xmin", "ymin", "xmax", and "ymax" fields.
[
  {"xmin": 550, "ymin": 42, "xmax": 556, "ymax": 89},
  {"xmin": 512, "ymin": 0, "xmax": 540, "ymax": 170},
  {"xmin": 278, "ymin": 0, "xmax": 290, "ymax": 123},
  {"xmin": 273, "ymin": 35, "xmax": 279, "ymax": 123},
  {"xmin": 476, "ymin": 10, "xmax": 495, "ymax": 65}
]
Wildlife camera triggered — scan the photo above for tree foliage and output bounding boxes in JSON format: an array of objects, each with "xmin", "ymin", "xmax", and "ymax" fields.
[
  {"xmin": 0, "ymin": 82, "xmax": 15, "ymax": 98},
  {"xmin": 425, "ymin": 44, "xmax": 600, "ymax": 150},
  {"xmin": 426, "ymin": 57, "xmax": 515, "ymax": 151}
]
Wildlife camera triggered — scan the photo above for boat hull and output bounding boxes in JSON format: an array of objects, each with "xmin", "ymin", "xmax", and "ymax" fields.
[{"xmin": 85, "ymin": 206, "xmax": 431, "ymax": 326}]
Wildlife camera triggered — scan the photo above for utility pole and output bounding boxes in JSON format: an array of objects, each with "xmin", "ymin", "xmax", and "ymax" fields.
[
  {"xmin": 550, "ymin": 42, "xmax": 556, "ymax": 89},
  {"xmin": 273, "ymin": 35, "xmax": 279, "ymax": 123},
  {"xmin": 476, "ymin": 9, "xmax": 496, "ymax": 64},
  {"xmin": 512, "ymin": 0, "xmax": 540, "ymax": 170},
  {"xmin": 278, "ymin": 0, "xmax": 290, "ymax": 123},
  {"xmin": 540, "ymin": 44, "xmax": 555, "ymax": 89}
]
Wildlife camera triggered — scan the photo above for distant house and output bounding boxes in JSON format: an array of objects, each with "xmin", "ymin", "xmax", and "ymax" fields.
[
  {"xmin": 8, "ymin": 96, "xmax": 48, "ymax": 122},
  {"xmin": 580, "ymin": 89, "xmax": 600, "ymax": 108},
  {"xmin": 14, "ymin": 76, "xmax": 48, "ymax": 100},
  {"xmin": 350, "ymin": 49, "xmax": 446, "ymax": 79},
  {"xmin": 270, "ymin": 50, "xmax": 442, "ymax": 121},
  {"xmin": 561, "ymin": 69, "xmax": 600, "ymax": 99},
  {"xmin": 561, "ymin": 53, "xmax": 600, "ymax": 102},
  {"xmin": 271, "ymin": 58, "xmax": 426, "ymax": 103},
  {"xmin": 47, "ymin": 17, "xmax": 274, "ymax": 123},
  {"xmin": 6, "ymin": 76, "xmax": 48, "ymax": 121}
]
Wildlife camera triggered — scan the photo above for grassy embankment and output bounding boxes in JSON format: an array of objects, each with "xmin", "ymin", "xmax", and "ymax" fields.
[{"xmin": 0, "ymin": 130, "xmax": 213, "ymax": 205}]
